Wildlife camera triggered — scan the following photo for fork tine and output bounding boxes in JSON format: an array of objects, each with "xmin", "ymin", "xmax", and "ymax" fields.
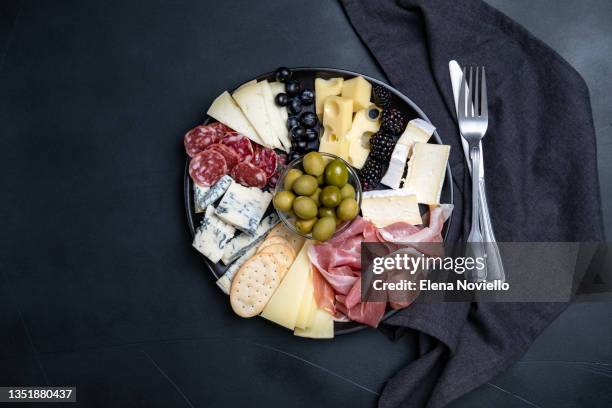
[
  {"xmin": 458, "ymin": 66, "xmax": 467, "ymax": 119},
  {"xmin": 480, "ymin": 67, "xmax": 487, "ymax": 118},
  {"xmin": 467, "ymin": 66, "xmax": 473, "ymax": 117},
  {"xmin": 474, "ymin": 67, "xmax": 480, "ymax": 116}
]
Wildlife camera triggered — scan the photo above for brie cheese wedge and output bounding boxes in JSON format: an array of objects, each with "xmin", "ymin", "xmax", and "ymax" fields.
[
  {"xmin": 403, "ymin": 142, "xmax": 450, "ymax": 205},
  {"xmin": 361, "ymin": 190, "xmax": 422, "ymax": 227}
]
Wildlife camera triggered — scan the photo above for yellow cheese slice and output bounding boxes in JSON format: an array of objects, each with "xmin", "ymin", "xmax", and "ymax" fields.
[
  {"xmin": 315, "ymin": 77, "xmax": 344, "ymax": 118},
  {"xmin": 341, "ymin": 76, "xmax": 372, "ymax": 111},
  {"xmin": 318, "ymin": 128, "xmax": 343, "ymax": 157},
  {"xmin": 294, "ymin": 270, "xmax": 314, "ymax": 330},
  {"xmin": 294, "ymin": 307, "xmax": 334, "ymax": 339},
  {"xmin": 403, "ymin": 142, "xmax": 450, "ymax": 205},
  {"xmin": 346, "ymin": 107, "xmax": 380, "ymax": 168},
  {"xmin": 260, "ymin": 242, "xmax": 312, "ymax": 330},
  {"xmin": 323, "ymin": 96, "xmax": 353, "ymax": 138}
]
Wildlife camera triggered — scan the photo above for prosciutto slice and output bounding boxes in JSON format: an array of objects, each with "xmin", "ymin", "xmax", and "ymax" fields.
[{"xmin": 308, "ymin": 205, "xmax": 453, "ymax": 328}]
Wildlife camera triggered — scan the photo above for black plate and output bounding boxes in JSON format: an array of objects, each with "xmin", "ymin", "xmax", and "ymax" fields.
[{"xmin": 184, "ymin": 67, "xmax": 454, "ymax": 336}]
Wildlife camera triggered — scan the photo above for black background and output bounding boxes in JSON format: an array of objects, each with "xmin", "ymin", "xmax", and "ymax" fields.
[{"xmin": 1, "ymin": 1, "xmax": 610, "ymax": 407}]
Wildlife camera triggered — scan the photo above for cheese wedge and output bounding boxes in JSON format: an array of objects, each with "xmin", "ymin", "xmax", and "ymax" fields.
[
  {"xmin": 261, "ymin": 242, "xmax": 313, "ymax": 330},
  {"xmin": 346, "ymin": 107, "xmax": 381, "ymax": 168},
  {"xmin": 341, "ymin": 76, "xmax": 372, "ymax": 112},
  {"xmin": 381, "ymin": 119, "xmax": 436, "ymax": 189},
  {"xmin": 294, "ymin": 308, "xmax": 334, "ymax": 339},
  {"xmin": 258, "ymin": 81, "xmax": 290, "ymax": 151},
  {"xmin": 294, "ymin": 270, "xmax": 314, "ymax": 330},
  {"xmin": 315, "ymin": 77, "xmax": 344, "ymax": 118},
  {"xmin": 403, "ymin": 142, "xmax": 450, "ymax": 205},
  {"xmin": 323, "ymin": 96, "xmax": 353, "ymax": 138},
  {"xmin": 361, "ymin": 190, "xmax": 422, "ymax": 227},
  {"xmin": 207, "ymin": 91, "xmax": 264, "ymax": 146},
  {"xmin": 232, "ymin": 81, "xmax": 279, "ymax": 149}
]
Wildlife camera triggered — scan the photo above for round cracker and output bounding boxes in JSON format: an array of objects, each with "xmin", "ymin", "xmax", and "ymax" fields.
[
  {"xmin": 230, "ymin": 254, "xmax": 281, "ymax": 318},
  {"xmin": 265, "ymin": 224, "xmax": 306, "ymax": 254},
  {"xmin": 258, "ymin": 244, "xmax": 295, "ymax": 271},
  {"xmin": 258, "ymin": 236, "xmax": 295, "ymax": 257}
]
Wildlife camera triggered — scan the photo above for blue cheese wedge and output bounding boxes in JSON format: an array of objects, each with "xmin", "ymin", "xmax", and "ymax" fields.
[
  {"xmin": 361, "ymin": 190, "xmax": 422, "ymax": 227},
  {"xmin": 381, "ymin": 119, "xmax": 436, "ymax": 189},
  {"xmin": 214, "ymin": 183, "xmax": 273, "ymax": 234},
  {"xmin": 193, "ymin": 175, "xmax": 233, "ymax": 213},
  {"xmin": 192, "ymin": 206, "xmax": 236, "ymax": 263},
  {"xmin": 221, "ymin": 213, "xmax": 279, "ymax": 265},
  {"xmin": 216, "ymin": 246, "xmax": 258, "ymax": 294}
]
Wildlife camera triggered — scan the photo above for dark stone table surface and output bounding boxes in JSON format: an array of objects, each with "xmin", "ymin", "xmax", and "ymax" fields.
[{"xmin": 1, "ymin": 1, "xmax": 610, "ymax": 406}]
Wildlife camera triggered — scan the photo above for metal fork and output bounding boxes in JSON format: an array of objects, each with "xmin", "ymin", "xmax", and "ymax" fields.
[{"xmin": 458, "ymin": 67, "xmax": 488, "ymax": 282}]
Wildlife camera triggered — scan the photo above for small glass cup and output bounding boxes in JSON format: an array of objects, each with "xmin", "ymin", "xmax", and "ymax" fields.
[{"xmin": 274, "ymin": 152, "xmax": 363, "ymax": 240}]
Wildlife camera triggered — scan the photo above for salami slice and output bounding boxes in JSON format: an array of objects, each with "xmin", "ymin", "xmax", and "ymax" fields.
[
  {"xmin": 189, "ymin": 150, "xmax": 227, "ymax": 187},
  {"xmin": 252, "ymin": 147, "xmax": 278, "ymax": 178},
  {"xmin": 267, "ymin": 153, "xmax": 287, "ymax": 188},
  {"xmin": 208, "ymin": 122, "xmax": 233, "ymax": 138},
  {"xmin": 221, "ymin": 134, "xmax": 254, "ymax": 162},
  {"xmin": 184, "ymin": 124, "xmax": 222, "ymax": 157},
  {"xmin": 206, "ymin": 143, "xmax": 240, "ymax": 170},
  {"xmin": 231, "ymin": 162, "xmax": 267, "ymax": 188}
]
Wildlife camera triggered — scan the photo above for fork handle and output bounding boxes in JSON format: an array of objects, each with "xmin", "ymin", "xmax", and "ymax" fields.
[
  {"xmin": 468, "ymin": 145, "xmax": 482, "ymax": 242},
  {"xmin": 478, "ymin": 179, "xmax": 506, "ymax": 282}
]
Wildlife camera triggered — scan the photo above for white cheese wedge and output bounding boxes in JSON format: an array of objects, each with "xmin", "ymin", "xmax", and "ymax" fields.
[
  {"xmin": 361, "ymin": 190, "xmax": 422, "ymax": 227},
  {"xmin": 215, "ymin": 183, "xmax": 272, "ymax": 234},
  {"xmin": 403, "ymin": 142, "xmax": 450, "ymax": 205},
  {"xmin": 207, "ymin": 91, "xmax": 264, "ymax": 146},
  {"xmin": 269, "ymin": 82, "xmax": 289, "ymax": 125},
  {"xmin": 315, "ymin": 77, "xmax": 344, "ymax": 118},
  {"xmin": 261, "ymin": 242, "xmax": 313, "ymax": 330},
  {"xmin": 380, "ymin": 119, "xmax": 436, "ymax": 189},
  {"xmin": 216, "ymin": 246, "xmax": 258, "ymax": 294},
  {"xmin": 294, "ymin": 307, "xmax": 334, "ymax": 339},
  {"xmin": 294, "ymin": 269, "xmax": 314, "ymax": 330},
  {"xmin": 192, "ymin": 206, "xmax": 236, "ymax": 263},
  {"xmin": 232, "ymin": 81, "xmax": 279, "ymax": 149},
  {"xmin": 221, "ymin": 213, "xmax": 279, "ymax": 265},
  {"xmin": 258, "ymin": 81, "xmax": 290, "ymax": 151}
]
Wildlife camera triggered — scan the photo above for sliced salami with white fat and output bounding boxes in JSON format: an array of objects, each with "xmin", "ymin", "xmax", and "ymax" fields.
[
  {"xmin": 221, "ymin": 134, "xmax": 254, "ymax": 162},
  {"xmin": 230, "ymin": 162, "xmax": 267, "ymax": 188},
  {"xmin": 189, "ymin": 150, "xmax": 227, "ymax": 187},
  {"xmin": 252, "ymin": 147, "xmax": 278, "ymax": 178},
  {"xmin": 184, "ymin": 124, "xmax": 222, "ymax": 157},
  {"xmin": 206, "ymin": 143, "xmax": 240, "ymax": 170}
]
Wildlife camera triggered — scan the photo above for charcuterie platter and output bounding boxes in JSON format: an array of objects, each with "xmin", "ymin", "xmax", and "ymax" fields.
[{"xmin": 184, "ymin": 67, "xmax": 453, "ymax": 337}]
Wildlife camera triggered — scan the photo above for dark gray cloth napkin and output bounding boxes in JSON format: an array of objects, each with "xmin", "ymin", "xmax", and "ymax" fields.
[{"xmin": 340, "ymin": 0, "xmax": 605, "ymax": 406}]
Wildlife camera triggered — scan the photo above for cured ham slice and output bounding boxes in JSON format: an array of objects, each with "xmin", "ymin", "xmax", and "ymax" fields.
[{"xmin": 308, "ymin": 205, "xmax": 453, "ymax": 328}]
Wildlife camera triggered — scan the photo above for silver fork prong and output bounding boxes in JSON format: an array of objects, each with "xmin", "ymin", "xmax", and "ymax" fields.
[
  {"xmin": 467, "ymin": 66, "xmax": 473, "ymax": 117},
  {"xmin": 458, "ymin": 66, "xmax": 467, "ymax": 119},
  {"xmin": 474, "ymin": 67, "xmax": 480, "ymax": 116},
  {"xmin": 480, "ymin": 67, "xmax": 488, "ymax": 118}
]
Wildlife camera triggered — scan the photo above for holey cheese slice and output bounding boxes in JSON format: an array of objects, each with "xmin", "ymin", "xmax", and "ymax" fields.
[
  {"xmin": 361, "ymin": 190, "xmax": 422, "ymax": 227},
  {"xmin": 403, "ymin": 142, "xmax": 450, "ymax": 205},
  {"xmin": 380, "ymin": 119, "xmax": 436, "ymax": 189},
  {"xmin": 261, "ymin": 241, "xmax": 313, "ymax": 330},
  {"xmin": 207, "ymin": 91, "xmax": 264, "ymax": 146}
]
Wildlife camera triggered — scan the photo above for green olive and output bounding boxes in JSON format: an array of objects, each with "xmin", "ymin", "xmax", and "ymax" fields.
[
  {"xmin": 303, "ymin": 152, "xmax": 326, "ymax": 176},
  {"xmin": 340, "ymin": 184, "xmax": 356, "ymax": 200},
  {"xmin": 273, "ymin": 190, "xmax": 295, "ymax": 213},
  {"xmin": 292, "ymin": 175, "xmax": 318, "ymax": 196},
  {"xmin": 336, "ymin": 198, "xmax": 359, "ymax": 221},
  {"xmin": 284, "ymin": 168, "xmax": 303, "ymax": 191},
  {"xmin": 312, "ymin": 217, "xmax": 337, "ymax": 242},
  {"xmin": 295, "ymin": 217, "xmax": 317, "ymax": 234},
  {"xmin": 317, "ymin": 174, "xmax": 325, "ymax": 186},
  {"xmin": 324, "ymin": 159, "xmax": 349, "ymax": 187},
  {"xmin": 320, "ymin": 185, "xmax": 342, "ymax": 208},
  {"xmin": 292, "ymin": 196, "xmax": 318, "ymax": 220},
  {"xmin": 318, "ymin": 207, "xmax": 335, "ymax": 218},
  {"xmin": 309, "ymin": 188, "xmax": 321, "ymax": 207}
]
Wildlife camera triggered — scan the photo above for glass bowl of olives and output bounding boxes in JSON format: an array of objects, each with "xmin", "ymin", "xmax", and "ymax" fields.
[{"xmin": 273, "ymin": 152, "xmax": 362, "ymax": 242}]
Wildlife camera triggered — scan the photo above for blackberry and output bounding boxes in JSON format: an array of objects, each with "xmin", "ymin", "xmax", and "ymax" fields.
[
  {"xmin": 359, "ymin": 158, "xmax": 384, "ymax": 191},
  {"xmin": 381, "ymin": 108, "xmax": 406, "ymax": 135},
  {"xmin": 369, "ymin": 131, "xmax": 397, "ymax": 162},
  {"xmin": 372, "ymin": 84, "xmax": 392, "ymax": 109}
]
